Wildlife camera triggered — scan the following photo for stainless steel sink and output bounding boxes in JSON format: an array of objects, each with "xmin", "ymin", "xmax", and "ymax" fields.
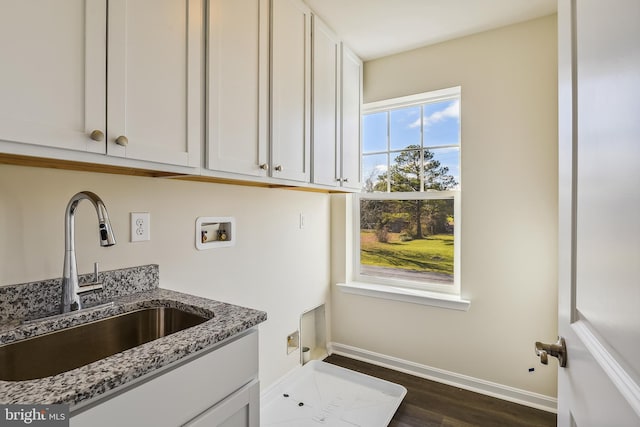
[{"xmin": 0, "ymin": 307, "xmax": 208, "ymax": 381}]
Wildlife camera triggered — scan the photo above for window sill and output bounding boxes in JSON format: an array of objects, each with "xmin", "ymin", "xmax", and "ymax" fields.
[{"xmin": 336, "ymin": 282, "xmax": 471, "ymax": 311}]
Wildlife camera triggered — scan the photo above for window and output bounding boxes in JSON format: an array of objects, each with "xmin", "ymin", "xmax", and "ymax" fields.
[{"xmin": 354, "ymin": 87, "xmax": 461, "ymax": 296}]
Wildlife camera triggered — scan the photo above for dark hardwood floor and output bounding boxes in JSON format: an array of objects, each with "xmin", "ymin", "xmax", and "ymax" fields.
[{"xmin": 324, "ymin": 354, "xmax": 556, "ymax": 427}]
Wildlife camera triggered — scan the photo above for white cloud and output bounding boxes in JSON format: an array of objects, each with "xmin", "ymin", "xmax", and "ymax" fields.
[
  {"xmin": 409, "ymin": 99, "xmax": 460, "ymax": 128},
  {"xmin": 435, "ymin": 146, "xmax": 459, "ymax": 154}
]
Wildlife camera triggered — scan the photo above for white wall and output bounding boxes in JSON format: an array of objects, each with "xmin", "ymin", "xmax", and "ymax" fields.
[
  {"xmin": 331, "ymin": 15, "xmax": 559, "ymax": 399},
  {"xmin": 0, "ymin": 164, "xmax": 330, "ymax": 389}
]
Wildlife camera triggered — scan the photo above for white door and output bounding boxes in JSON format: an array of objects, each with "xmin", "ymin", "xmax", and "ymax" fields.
[
  {"xmin": 107, "ymin": 0, "xmax": 202, "ymax": 167},
  {"xmin": 207, "ymin": 0, "xmax": 269, "ymax": 177},
  {"xmin": 0, "ymin": 0, "xmax": 106, "ymax": 153},
  {"xmin": 340, "ymin": 43, "xmax": 363, "ymax": 190},
  {"xmin": 271, "ymin": 0, "xmax": 311, "ymax": 182},
  {"xmin": 555, "ymin": 0, "xmax": 640, "ymax": 425},
  {"xmin": 183, "ymin": 380, "xmax": 260, "ymax": 427},
  {"xmin": 311, "ymin": 15, "xmax": 341, "ymax": 187}
]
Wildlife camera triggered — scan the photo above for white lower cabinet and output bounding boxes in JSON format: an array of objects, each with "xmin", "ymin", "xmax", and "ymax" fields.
[
  {"xmin": 70, "ymin": 329, "xmax": 259, "ymax": 427},
  {"xmin": 184, "ymin": 379, "xmax": 259, "ymax": 427}
]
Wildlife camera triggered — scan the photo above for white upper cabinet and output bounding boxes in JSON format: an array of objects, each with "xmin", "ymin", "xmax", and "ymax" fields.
[
  {"xmin": 1, "ymin": 0, "xmax": 358, "ymax": 189},
  {"xmin": 311, "ymin": 15, "xmax": 341, "ymax": 187},
  {"xmin": 206, "ymin": 0, "xmax": 269, "ymax": 177},
  {"xmin": 0, "ymin": 0, "xmax": 107, "ymax": 154},
  {"xmin": 0, "ymin": 0, "xmax": 202, "ymax": 169},
  {"xmin": 107, "ymin": 0, "xmax": 202, "ymax": 167},
  {"xmin": 311, "ymin": 16, "xmax": 362, "ymax": 190},
  {"xmin": 340, "ymin": 43, "xmax": 363, "ymax": 190},
  {"xmin": 271, "ymin": 0, "xmax": 311, "ymax": 182}
]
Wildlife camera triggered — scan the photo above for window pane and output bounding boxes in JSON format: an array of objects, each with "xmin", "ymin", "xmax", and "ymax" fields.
[
  {"xmin": 390, "ymin": 106, "xmax": 421, "ymax": 151},
  {"xmin": 423, "ymin": 99, "xmax": 460, "ymax": 148},
  {"xmin": 424, "ymin": 147, "xmax": 460, "ymax": 191},
  {"xmin": 360, "ymin": 198, "xmax": 454, "ymax": 285},
  {"xmin": 362, "ymin": 153, "xmax": 388, "ymax": 192},
  {"xmin": 389, "ymin": 149, "xmax": 422, "ymax": 192},
  {"xmin": 363, "ymin": 112, "xmax": 387, "ymax": 153}
]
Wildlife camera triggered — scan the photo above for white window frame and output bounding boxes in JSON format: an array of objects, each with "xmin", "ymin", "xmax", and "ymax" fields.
[{"xmin": 342, "ymin": 86, "xmax": 469, "ymax": 310}]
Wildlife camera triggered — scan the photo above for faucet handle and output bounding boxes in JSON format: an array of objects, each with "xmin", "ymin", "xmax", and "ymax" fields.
[
  {"xmin": 77, "ymin": 262, "xmax": 104, "ymax": 294},
  {"xmin": 77, "ymin": 283, "xmax": 103, "ymax": 294},
  {"xmin": 93, "ymin": 262, "xmax": 100, "ymax": 283}
]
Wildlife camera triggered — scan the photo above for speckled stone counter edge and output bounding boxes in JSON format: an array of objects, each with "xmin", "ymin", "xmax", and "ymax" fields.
[{"xmin": 0, "ymin": 270, "xmax": 267, "ymax": 407}]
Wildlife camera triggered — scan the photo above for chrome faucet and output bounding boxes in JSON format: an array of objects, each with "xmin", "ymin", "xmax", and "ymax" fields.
[{"xmin": 61, "ymin": 191, "xmax": 116, "ymax": 313}]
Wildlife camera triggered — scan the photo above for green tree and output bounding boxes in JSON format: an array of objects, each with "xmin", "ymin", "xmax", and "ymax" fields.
[{"xmin": 372, "ymin": 145, "xmax": 457, "ymax": 239}]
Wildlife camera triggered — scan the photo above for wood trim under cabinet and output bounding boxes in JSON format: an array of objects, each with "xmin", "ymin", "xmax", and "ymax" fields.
[
  {"xmin": 0, "ymin": 153, "xmax": 354, "ymax": 194},
  {"xmin": 0, "ymin": 153, "xmax": 179, "ymax": 178}
]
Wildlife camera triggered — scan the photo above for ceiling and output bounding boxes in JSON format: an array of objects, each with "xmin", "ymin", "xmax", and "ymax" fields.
[{"xmin": 303, "ymin": 0, "xmax": 557, "ymax": 61}]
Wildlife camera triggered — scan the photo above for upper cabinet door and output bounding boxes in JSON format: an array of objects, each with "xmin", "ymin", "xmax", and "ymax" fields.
[
  {"xmin": 0, "ymin": 0, "xmax": 106, "ymax": 153},
  {"xmin": 271, "ymin": 0, "xmax": 311, "ymax": 182},
  {"xmin": 207, "ymin": 0, "xmax": 269, "ymax": 177},
  {"xmin": 107, "ymin": 0, "xmax": 202, "ymax": 168},
  {"xmin": 340, "ymin": 44, "xmax": 363, "ymax": 190},
  {"xmin": 311, "ymin": 15, "xmax": 341, "ymax": 187}
]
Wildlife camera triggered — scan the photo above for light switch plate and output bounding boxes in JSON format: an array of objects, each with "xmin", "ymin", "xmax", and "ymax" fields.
[{"xmin": 131, "ymin": 212, "xmax": 150, "ymax": 242}]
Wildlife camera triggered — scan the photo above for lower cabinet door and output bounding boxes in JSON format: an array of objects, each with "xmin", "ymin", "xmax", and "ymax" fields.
[
  {"xmin": 70, "ymin": 330, "xmax": 259, "ymax": 427},
  {"xmin": 184, "ymin": 379, "xmax": 260, "ymax": 427}
]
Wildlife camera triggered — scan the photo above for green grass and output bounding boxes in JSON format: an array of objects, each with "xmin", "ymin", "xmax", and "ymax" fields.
[{"xmin": 360, "ymin": 231, "xmax": 454, "ymax": 275}]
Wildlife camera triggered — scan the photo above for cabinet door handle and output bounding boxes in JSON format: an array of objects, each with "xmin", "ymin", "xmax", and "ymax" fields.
[
  {"xmin": 259, "ymin": 163, "xmax": 269, "ymax": 171},
  {"xmin": 343, "ymin": 178, "xmax": 349, "ymax": 183},
  {"xmin": 89, "ymin": 130, "xmax": 105, "ymax": 142},
  {"xmin": 274, "ymin": 165, "xmax": 283, "ymax": 172},
  {"xmin": 115, "ymin": 135, "xmax": 129, "ymax": 146}
]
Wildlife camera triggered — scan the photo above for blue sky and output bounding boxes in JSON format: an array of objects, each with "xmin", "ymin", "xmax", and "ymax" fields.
[{"xmin": 362, "ymin": 99, "xmax": 460, "ymax": 189}]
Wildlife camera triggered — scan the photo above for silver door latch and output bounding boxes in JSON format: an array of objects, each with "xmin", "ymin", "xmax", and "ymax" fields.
[{"xmin": 535, "ymin": 337, "xmax": 567, "ymax": 367}]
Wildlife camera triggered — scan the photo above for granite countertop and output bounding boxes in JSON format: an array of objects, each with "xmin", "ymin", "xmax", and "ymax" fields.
[{"xmin": 0, "ymin": 266, "xmax": 267, "ymax": 407}]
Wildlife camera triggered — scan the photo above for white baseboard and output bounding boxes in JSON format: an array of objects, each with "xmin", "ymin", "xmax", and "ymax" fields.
[{"xmin": 328, "ymin": 342, "xmax": 557, "ymax": 413}]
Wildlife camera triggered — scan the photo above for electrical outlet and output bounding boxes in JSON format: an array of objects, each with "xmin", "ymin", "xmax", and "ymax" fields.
[{"xmin": 131, "ymin": 212, "xmax": 150, "ymax": 242}]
